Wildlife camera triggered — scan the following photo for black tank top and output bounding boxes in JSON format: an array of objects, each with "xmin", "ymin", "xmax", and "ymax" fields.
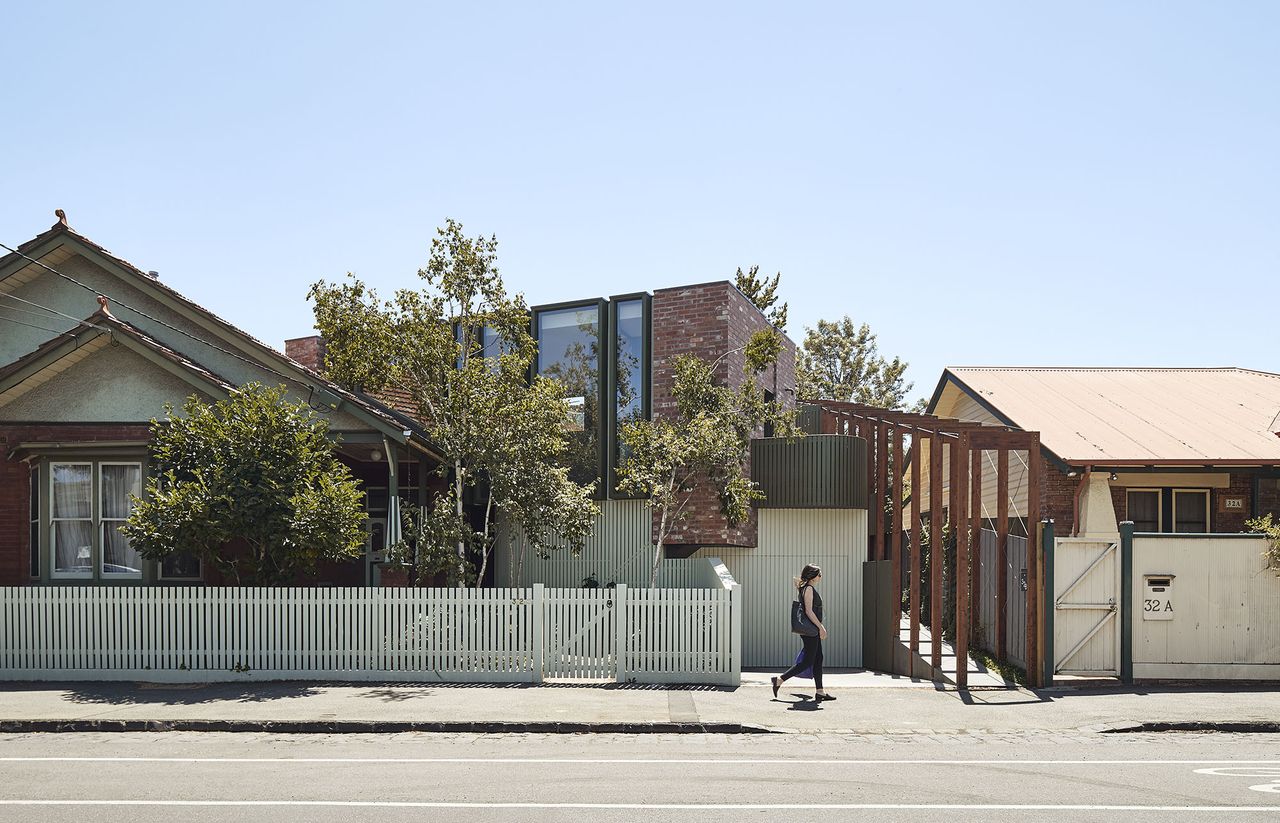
[{"xmin": 799, "ymin": 583, "xmax": 823, "ymax": 621}]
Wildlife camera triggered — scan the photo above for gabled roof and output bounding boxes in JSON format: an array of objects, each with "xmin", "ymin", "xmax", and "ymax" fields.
[
  {"xmin": 929, "ymin": 367, "xmax": 1280, "ymax": 466},
  {"xmin": 1, "ymin": 220, "xmax": 439, "ymax": 456},
  {"xmin": 0, "ymin": 309, "xmax": 238, "ymax": 405}
]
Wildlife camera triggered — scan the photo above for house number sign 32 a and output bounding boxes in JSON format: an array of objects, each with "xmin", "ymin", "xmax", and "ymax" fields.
[{"xmin": 1143, "ymin": 576, "xmax": 1174, "ymax": 621}]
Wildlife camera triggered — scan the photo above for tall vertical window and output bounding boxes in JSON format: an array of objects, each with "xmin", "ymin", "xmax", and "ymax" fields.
[
  {"xmin": 100, "ymin": 463, "xmax": 142, "ymax": 578},
  {"xmin": 29, "ymin": 467, "xmax": 39, "ymax": 579},
  {"xmin": 50, "ymin": 463, "xmax": 93, "ymax": 578},
  {"xmin": 609, "ymin": 295, "xmax": 650, "ymax": 495},
  {"xmin": 614, "ymin": 299, "xmax": 647, "ymax": 432},
  {"xmin": 536, "ymin": 303, "xmax": 604, "ymax": 488}
]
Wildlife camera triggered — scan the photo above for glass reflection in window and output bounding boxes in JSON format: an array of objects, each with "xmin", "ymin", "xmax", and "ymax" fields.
[{"xmin": 537, "ymin": 305, "xmax": 601, "ymax": 486}]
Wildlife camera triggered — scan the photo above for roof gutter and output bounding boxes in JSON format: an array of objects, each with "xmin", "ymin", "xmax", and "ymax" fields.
[{"xmin": 1063, "ymin": 459, "xmax": 1280, "ymax": 468}]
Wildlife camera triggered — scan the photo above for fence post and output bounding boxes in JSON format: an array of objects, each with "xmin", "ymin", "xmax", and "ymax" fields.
[
  {"xmin": 1042, "ymin": 520, "xmax": 1056, "ymax": 688},
  {"xmin": 531, "ymin": 583, "xmax": 545, "ymax": 685},
  {"xmin": 1119, "ymin": 521, "xmax": 1134, "ymax": 684},
  {"xmin": 614, "ymin": 584, "xmax": 628, "ymax": 683},
  {"xmin": 730, "ymin": 583, "xmax": 742, "ymax": 687}
]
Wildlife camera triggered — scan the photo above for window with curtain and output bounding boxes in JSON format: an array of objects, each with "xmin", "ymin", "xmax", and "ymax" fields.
[
  {"xmin": 100, "ymin": 463, "xmax": 142, "ymax": 577},
  {"xmin": 51, "ymin": 463, "xmax": 93, "ymax": 578}
]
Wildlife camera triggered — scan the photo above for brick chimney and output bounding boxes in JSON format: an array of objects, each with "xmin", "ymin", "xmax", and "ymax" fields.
[{"xmin": 285, "ymin": 335, "xmax": 327, "ymax": 373}]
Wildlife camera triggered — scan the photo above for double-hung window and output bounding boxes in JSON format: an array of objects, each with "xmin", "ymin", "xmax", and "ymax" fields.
[
  {"xmin": 99, "ymin": 463, "xmax": 143, "ymax": 578},
  {"xmin": 48, "ymin": 460, "xmax": 143, "ymax": 581}
]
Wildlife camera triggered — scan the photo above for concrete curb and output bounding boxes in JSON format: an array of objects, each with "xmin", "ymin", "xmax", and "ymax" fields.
[
  {"xmin": 1100, "ymin": 721, "xmax": 1280, "ymax": 734},
  {"xmin": 0, "ymin": 719, "xmax": 779, "ymax": 735}
]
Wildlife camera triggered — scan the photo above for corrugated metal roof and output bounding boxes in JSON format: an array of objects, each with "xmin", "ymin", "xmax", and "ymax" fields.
[{"xmin": 939, "ymin": 367, "xmax": 1280, "ymax": 465}]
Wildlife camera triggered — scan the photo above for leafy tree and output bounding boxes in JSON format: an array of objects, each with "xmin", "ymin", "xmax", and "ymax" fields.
[
  {"xmin": 617, "ymin": 329, "xmax": 795, "ymax": 586},
  {"xmin": 308, "ymin": 219, "xmax": 598, "ymax": 587},
  {"xmin": 1246, "ymin": 514, "xmax": 1280, "ymax": 575},
  {"xmin": 734, "ymin": 265, "xmax": 788, "ymax": 331},
  {"xmin": 122, "ymin": 383, "xmax": 366, "ymax": 585},
  {"xmin": 797, "ymin": 316, "xmax": 925, "ymax": 411}
]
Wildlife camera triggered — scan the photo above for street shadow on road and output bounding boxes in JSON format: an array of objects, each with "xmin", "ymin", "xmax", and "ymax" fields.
[
  {"xmin": 781, "ymin": 694, "xmax": 823, "ymax": 712},
  {"xmin": 19, "ymin": 681, "xmax": 324, "ymax": 707},
  {"xmin": 356, "ymin": 681, "xmax": 730, "ymax": 702},
  {"xmin": 949, "ymin": 689, "xmax": 1052, "ymax": 707}
]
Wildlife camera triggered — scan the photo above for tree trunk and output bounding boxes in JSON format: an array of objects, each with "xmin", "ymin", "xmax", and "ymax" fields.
[
  {"xmin": 454, "ymin": 460, "xmax": 466, "ymax": 587},
  {"xmin": 474, "ymin": 488, "xmax": 495, "ymax": 589}
]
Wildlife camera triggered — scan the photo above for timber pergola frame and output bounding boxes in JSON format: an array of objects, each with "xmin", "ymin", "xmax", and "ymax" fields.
[{"xmin": 808, "ymin": 400, "xmax": 1044, "ymax": 688}]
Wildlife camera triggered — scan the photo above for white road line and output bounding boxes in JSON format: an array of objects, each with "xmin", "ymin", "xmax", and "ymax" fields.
[
  {"xmin": 0, "ymin": 800, "xmax": 1276, "ymax": 811},
  {"xmin": 2, "ymin": 757, "xmax": 1280, "ymax": 765}
]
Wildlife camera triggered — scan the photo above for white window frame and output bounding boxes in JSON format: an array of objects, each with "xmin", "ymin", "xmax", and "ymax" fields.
[
  {"xmin": 99, "ymin": 462, "xmax": 144, "ymax": 580},
  {"xmin": 1126, "ymin": 488, "xmax": 1163, "ymax": 533},
  {"xmin": 1172, "ymin": 488, "xmax": 1211, "ymax": 534},
  {"xmin": 49, "ymin": 461, "xmax": 94, "ymax": 580},
  {"xmin": 29, "ymin": 466, "xmax": 40, "ymax": 579}
]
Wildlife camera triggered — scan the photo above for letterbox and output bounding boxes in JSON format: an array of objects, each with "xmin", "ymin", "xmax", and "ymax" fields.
[{"xmin": 1142, "ymin": 574, "xmax": 1175, "ymax": 621}]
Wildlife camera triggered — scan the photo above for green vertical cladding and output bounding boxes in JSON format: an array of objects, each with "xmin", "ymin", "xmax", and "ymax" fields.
[
  {"xmin": 1119, "ymin": 520, "xmax": 1134, "ymax": 684},
  {"xmin": 751, "ymin": 435, "xmax": 868, "ymax": 510},
  {"xmin": 795, "ymin": 404, "xmax": 824, "ymax": 435},
  {"xmin": 1042, "ymin": 519, "xmax": 1055, "ymax": 688}
]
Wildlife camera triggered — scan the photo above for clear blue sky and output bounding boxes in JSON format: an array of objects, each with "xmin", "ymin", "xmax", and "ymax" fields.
[{"xmin": 3, "ymin": 2, "xmax": 1276, "ymax": 404}]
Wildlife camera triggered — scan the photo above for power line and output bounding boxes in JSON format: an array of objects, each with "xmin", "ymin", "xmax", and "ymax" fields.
[
  {"xmin": 0, "ymin": 314, "xmax": 76, "ymax": 337},
  {"xmin": 1, "ymin": 240, "xmax": 301, "ymax": 386},
  {"xmin": 0, "ymin": 292, "xmax": 110, "ymax": 333}
]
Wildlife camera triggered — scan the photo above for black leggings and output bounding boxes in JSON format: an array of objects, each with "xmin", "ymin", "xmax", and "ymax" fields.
[{"xmin": 780, "ymin": 633, "xmax": 824, "ymax": 690}]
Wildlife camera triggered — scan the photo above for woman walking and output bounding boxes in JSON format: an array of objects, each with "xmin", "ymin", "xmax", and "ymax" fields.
[{"xmin": 772, "ymin": 564, "xmax": 835, "ymax": 701}]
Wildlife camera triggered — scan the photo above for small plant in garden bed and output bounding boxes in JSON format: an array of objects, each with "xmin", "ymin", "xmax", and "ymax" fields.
[{"xmin": 969, "ymin": 648, "xmax": 1027, "ymax": 687}]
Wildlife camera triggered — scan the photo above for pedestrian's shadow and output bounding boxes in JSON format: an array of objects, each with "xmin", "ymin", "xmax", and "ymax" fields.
[{"xmin": 782, "ymin": 693, "xmax": 822, "ymax": 711}]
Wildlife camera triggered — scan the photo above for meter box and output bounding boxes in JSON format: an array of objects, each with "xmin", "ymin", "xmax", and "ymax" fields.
[{"xmin": 1142, "ymin": 574, "xmax": 1175, "ymax": 621}]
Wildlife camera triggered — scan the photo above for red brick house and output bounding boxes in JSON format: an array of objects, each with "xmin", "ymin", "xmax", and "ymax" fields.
[
  {"xmin": 0, "ymin": 217, "xmax": 441, "ymax": 587},
  {"xmin": 926, "ymin": 367, "xmax": 1280, "ymax": 536}
]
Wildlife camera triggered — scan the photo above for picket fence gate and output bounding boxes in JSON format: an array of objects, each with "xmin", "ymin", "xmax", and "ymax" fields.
[{"xmin": 0, "ymin": 580, "xmax": 741, "ymax": 686}]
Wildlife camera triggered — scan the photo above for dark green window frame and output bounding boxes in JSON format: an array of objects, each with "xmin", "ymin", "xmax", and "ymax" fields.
[
  {"xmin": 532, "ymin": 298, "xmax": 609, "ymax": 497},
  {"xmin": 606, "ymin": 292, "xmax": 652, "ymax": 499}
]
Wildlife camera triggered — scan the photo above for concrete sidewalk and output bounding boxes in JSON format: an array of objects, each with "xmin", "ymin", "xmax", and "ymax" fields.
[{"xmin": 2, "ymin": 674, "xmax": 1277, "ymax": 735}]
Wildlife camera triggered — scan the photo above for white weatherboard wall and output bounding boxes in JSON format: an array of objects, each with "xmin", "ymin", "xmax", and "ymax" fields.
[
  {"xmin": 497, "ymin": 504, "xmax": 866, "ymax": 668},
  {"xmin": 1132, "ymin": 535, "xmax": 1280, "ymax": 680}
]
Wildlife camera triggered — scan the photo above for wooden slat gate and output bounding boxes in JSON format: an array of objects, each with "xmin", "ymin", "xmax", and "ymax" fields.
[
  {"xmin": 1052, "ymin": 538, "xmax": 1120, "ymax": 676},
  {"xmin": 541, "ymin": 588, "xmax": 617, "ymax": 679}
]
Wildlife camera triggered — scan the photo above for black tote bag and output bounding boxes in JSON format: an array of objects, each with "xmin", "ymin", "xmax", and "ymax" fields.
[{"xmin": 790, "ymin": 597, "xmax": 819, "ymax": 636}]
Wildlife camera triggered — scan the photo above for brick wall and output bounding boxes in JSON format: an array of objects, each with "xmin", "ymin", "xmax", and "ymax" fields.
[
  {"xmin": 1259, "ymin": 478, "xmax": 1280, "ymax": 520},
  {"xmin": 1214, "ymin": 474, "xmax": 1256, "ymax": 533},
  {"xmin": 0, "ymin": 423, "xmax": 154, "ymax": 585},
  {"xmin": 650, "ymin": 281, "xmax": 797, "ymax": 548},
  {"xmin": 1039, "ymin": 456, "xmax": 1077, "ymax": 534},
  {"xmin": 284, "ymin": 335, "xmax": 326, "ymax": 372}
]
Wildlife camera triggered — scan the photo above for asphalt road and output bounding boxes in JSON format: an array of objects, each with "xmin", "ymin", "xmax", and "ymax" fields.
[{"xmin": 1, "ymin": 731, "xmax": 1278, "ymax": 822}]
